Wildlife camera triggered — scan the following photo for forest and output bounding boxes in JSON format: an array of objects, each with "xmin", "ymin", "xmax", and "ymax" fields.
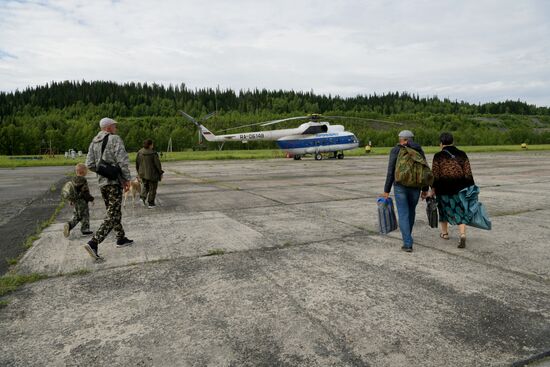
[{"xmin": 1, "ymin": 80, "xmax": 549, "ymax": 155}]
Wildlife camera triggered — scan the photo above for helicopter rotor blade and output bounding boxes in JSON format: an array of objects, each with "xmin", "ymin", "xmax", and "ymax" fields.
[
  {"xmin": 221, "ymin": 122, "xmax": 269, "ymax": 132},
  {"xmin": 323, "ymin": 116, "xmax": 404, "ymax": 125},
  {"xmin": 198, "ymin": 111, "xmax": 217, "ymax": 123},
  {"xmin": 179, "ymin": 110, "xmax": 198, "ymax": 124},
  {"xmin": 219, "ymin": 116, "xmax": 310, "ymax": 132},
  {"xmin": 217, "ymin": 114, "xmax": 404, "ymax": 133},
  {"xmin": 260, "ymin": 116, "xmax": 310, "ymax": 126}
]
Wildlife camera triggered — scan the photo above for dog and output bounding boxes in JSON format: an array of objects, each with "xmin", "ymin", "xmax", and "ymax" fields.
[{"xmin": 123, "ymin": 178, "xmax": 142, "ymax": 207}]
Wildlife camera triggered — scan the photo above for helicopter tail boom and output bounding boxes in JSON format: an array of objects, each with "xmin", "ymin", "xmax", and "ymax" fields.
[{"xmin": 197, "ymin": 125, "xmax": 220, "ymax": 142}]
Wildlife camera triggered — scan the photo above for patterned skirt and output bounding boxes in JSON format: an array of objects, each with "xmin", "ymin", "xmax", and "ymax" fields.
[{"xmin": 437, "ymin": 193, "xmax": 469, "ymax": 225}]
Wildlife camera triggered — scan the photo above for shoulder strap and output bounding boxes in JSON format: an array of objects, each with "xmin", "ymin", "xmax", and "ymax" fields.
[
  {"xmin": 101, "ymin": 134, "xmax": 109, "ymax": 155},
  {"xmin": 443, "ymin": 149, "xmax": 456, "ymax": 159}
]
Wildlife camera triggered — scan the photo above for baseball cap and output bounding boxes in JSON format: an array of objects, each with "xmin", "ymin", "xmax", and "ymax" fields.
[
  {"xmin": 398, "ymin": 130, "xmax": 414, "ymax": 139},
  {"xmin": 99, "ymin": 117, "xmax": 117, "ymax": 128}
]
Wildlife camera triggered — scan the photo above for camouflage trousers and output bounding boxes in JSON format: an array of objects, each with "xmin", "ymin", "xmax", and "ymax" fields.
[
  {"xmin": 92, "ymin": 184, "xmax": 125, "ymax": 244},
  {"xmin": 68, "ymin": 199, "xmax": 90, "ymax": 232},
  {"xmin": 140, "ymin": 179, "xmax": 158, "ymax": 205}
]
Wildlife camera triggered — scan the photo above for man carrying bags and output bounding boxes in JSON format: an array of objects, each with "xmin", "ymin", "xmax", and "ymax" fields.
[{"xmin": 382, "ymin": 130, "xmax": 432, "ymax": 252}]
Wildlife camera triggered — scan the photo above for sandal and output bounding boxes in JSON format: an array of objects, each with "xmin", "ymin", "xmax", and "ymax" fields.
[
  {"xmin": 439, "ymin": 233, "xmax": 449, "ymax": 240},
  {"xmin": 458, "ymin": 234, "xmax": 466, "ymax": 248}
]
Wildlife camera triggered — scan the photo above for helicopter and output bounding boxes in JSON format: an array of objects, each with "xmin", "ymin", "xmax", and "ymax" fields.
[{"xmin": 179, "ymin": 111, "xmax": 401, "ymax": 160}]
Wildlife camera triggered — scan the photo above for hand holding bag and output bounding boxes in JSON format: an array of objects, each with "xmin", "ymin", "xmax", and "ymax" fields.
[
  {"xmin": 426, "ymin": 197, "xmax": 439, "ymax": 228},
  {"xmin": 96, "ymin": 135, "xmax": 122, "ymax": 180}
]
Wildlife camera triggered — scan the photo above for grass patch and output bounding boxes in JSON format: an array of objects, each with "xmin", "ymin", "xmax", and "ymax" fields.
[
  {"xmin": 23, "ymin": 234, "xmax": 40, "ymax": 249},
  {"xmin": 205, "ymin": 248, "xmax": 226, "ymax": 256},
  {"xmin": 0, "ymin": 155, "xmax": 86, "ymax": 168},
  {"xmin": 1, "ymin": 144, "xmax": 549, "ymax": 168},
  {"xmin": 0, "ymin": 273, "xmax": 48, "ymax": 297},
  {"xmin": 0, "ymin": 299, "xmax": 9, "ymax": 308},
  {"xmin": 65, "ymin": 269, "xmax": 91, "ymax": 277},
  {"xmin": 0, "ymin": 268, "xmax": 93, "ymax": 303},
  {"xmin": 6, "ymin": 258, "xmax": 18, "ymax": 266}
]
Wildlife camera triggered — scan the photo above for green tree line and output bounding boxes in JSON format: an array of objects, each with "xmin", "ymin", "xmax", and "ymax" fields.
[{"xmin": 1, "ymin": 80, "xmax": 549, "ymax": 155}]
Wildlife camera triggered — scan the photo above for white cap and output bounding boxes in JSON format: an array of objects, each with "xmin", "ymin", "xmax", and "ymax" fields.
[
  {"xmin": 99, "ymin": 117, "xmax": 117, "ymax": 128},
  {"xmin": 398, "ymin": 130, "xmax": 414, "ymax": 139}
]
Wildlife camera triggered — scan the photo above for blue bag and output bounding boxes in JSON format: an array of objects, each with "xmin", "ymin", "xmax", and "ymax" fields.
[
  {"xmin": 458, "ymin": 185, "xmax": 492, "ymax": 230},
  {"xmin": 468, "ymin": 201, "xmax": 492, "ymax": 230},
  {"xmin": 377, "ymin": 197, "xmax": 398, "ymax": 234}
]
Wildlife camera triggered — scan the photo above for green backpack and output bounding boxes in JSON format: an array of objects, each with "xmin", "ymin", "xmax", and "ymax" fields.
[
  {"xmin": 61, "ymin": 181, "xmax": 77, "ymax": 202},
  {"xmin": 395, "ymin": 146, "xmax": 434, "ymax": 188}
]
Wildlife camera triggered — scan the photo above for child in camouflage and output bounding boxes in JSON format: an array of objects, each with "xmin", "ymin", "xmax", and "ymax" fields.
[{"xmin": 63, "ymin": 163, "xmax": 95, "ymax": 237}]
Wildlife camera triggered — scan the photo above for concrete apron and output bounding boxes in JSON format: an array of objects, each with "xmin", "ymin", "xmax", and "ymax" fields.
[{"xmin": 3, "ymin": 152, "xmax": 550, "ymax": 366}]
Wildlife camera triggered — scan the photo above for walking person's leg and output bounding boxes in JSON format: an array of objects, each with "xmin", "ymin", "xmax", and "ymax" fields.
[
  {"xmin": 437, "ymin": 195, "xmax": 450, "ymax": 239},
  {"xmin": 106, "ymin": 185, "xmax": 133, "ymax": 247},
  {"xmin": 407, "ymin": 188, "xmax": 421, "ymax": 232},
  {"xmin": 106, "ymin": 185, "xmax": 126, "ymax": 242},
  {"xmin": 84, "ymin": 185, "xmax": 115, "ymax": 260},
  {"xmin": 440, "ymin": 221, "xmax": 450, "ymax": 239},
  {"xmin": 458, "ymin": 223, "xmax": 466, "ymax": 248},
  {"xmin": 140, "ymin": 178, "xmax": 148, "ymax": 205},
  {"xmin": 64, "ymin": 205, "xmax": 81, "ymax": 237},
  {"xmin": 79, "ymin": 200, "xmax": 91, "ymax": 234},
  {"xmin": 92, "ymin": 185, "xmax": 120, "ymax": 244},
  {"xmin": 143, "ymin": 179, "xmax": 151, "ymax": 204},
  {"xmin": 148, "ymin": 180, "xmax": 158, "ymax": 206},
  {"xmin": 394, "ymin": 184, "xmax": 413, "ymax": 249}
]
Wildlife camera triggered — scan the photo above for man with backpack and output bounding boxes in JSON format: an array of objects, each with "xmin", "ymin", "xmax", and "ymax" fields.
[
  {"xmin": 84, "ymin": 117, "xmax": 134, "ymax": 261},
  {"xmin": 382, "ymin": 130, "xmax": 432, "ymax": 252}
]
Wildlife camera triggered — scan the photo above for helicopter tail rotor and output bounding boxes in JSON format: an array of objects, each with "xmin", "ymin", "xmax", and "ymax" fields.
[{"xmin": 179, "ymin": 110, "xmax": 217, "ymax": 145}]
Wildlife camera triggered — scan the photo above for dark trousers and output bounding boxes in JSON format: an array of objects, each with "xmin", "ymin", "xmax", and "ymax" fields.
[{"xmin": 140, "ymin": 179, "xmax": 158, "ymax": 205}]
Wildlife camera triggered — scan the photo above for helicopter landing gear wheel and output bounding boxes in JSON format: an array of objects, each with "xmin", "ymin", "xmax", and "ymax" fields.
[
  {"xmin": 293, "ymin": 155, "xmax": 301, "ymax": 160},
  {"xmin": 337, "ymin": 153, "xmax": 344, "ymax": 159},
  {"xmin": 315, "ymin": 153, "xmax": 322, "ymax": 161}
]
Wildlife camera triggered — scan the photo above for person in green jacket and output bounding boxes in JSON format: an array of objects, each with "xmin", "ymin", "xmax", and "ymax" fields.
[{"xmin": 136, "ymin": 139, "xmax": 164, "ymax": 208}]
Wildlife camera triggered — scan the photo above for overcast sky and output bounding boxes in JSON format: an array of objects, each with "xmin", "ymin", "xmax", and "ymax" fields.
[{"xmin": 1, "ymin": 0, "xmax": 549, "ymax": 106}]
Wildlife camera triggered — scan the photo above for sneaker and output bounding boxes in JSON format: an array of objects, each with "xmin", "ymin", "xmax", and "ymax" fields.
[
  {"xmin": 147, "ymin": 204, "xmax": 156, "ymax": 209},
  {"xmin": 63, "ymin": 223, "xmax": 71, "ymax": 238},
  {"xmin": 81, "ymin": 230, "xmax": 93, "ymax": 236},
  {"xmin": 401, "ymin": 246, "xmax": 413, "ymax": 253},
  {"xmin": 84, "ymin": 241, "xmax": 104, "ymax": 262},
  {"xmin": 116, "ymin": 237, "xmax": 134, "ymax": 247}
]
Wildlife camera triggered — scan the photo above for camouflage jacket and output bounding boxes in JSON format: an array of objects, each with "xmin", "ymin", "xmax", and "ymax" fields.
[
  {"xmin": 71, "ymin": 176, "xmax": 94, "ymax": 202},
  {"xmin": 86, "ymin": 131, "xmax": 132, "ymax": 187}
]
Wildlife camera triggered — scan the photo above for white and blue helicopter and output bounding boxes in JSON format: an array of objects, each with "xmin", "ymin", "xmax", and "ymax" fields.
[{"xmin": 180, "ymin": 111, "xmax": 397, "ymax": 160}]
